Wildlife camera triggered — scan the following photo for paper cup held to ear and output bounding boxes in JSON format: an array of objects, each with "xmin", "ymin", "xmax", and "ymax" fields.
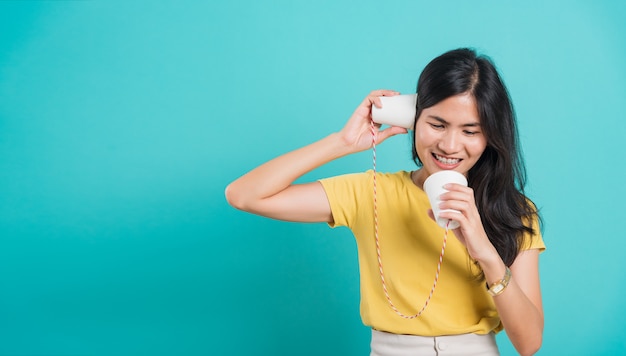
[{"xmin": 371, "ymin": 94, "xmax": 417, "ymax": 129}]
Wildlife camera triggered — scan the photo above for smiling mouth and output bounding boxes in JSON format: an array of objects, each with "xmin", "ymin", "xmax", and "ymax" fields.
[{"xmin": 433, "ymin": 153, "xmax": 461, "ymax": 165}]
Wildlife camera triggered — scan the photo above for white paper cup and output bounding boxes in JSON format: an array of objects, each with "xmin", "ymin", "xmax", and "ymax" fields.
[
  {"xmin": 423, "ymin": 170, "xmax": 468, "ymax": 229},
  {"xmin": 371, "ymin": 94, "xmax": 417, "ymax": 129}
]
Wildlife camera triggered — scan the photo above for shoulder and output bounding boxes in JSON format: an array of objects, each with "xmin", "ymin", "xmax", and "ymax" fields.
[
  {"xmin": 319, "ymin": 170, "xmax": 411, "ymax": 187},
  {"xmin": 520, "ymin": 201, "xmax": 546, "ymax": 252},
  {"xmin": 376, "ymin": 171, "xmax": 418, "ymax": 193},
  {"xmin": 318, "ymin": 171, "xmax": 371, "ymax": 187}
]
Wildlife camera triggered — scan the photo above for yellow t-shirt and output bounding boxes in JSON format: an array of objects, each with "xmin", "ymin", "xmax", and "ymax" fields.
[{"xmin": 319, "ymin": 170, "xmax": 545, "ymax": 336}]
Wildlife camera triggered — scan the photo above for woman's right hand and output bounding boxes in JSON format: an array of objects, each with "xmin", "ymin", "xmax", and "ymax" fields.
[{"xmin": 338, "ymin": 89, "xmax": 409, "ymax": 152}]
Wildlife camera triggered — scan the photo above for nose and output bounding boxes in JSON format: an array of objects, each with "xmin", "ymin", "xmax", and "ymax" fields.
[{"xmin": 437, "ymin": 131, "xmax": 461, "ymax": 154}]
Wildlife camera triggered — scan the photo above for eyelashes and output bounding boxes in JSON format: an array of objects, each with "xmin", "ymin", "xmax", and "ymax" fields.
[{"xmin": 428, "ymin": 123, "xmax": 480, "ymax": 136}]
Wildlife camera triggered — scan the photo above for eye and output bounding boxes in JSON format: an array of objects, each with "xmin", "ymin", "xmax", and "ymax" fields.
[
  {"xmin": 429, "ymin": 123, "xmax": 444, "ymax": 130},
  {"xmin": 463, "ymin": 130, "xmax": 480, "ymax": 136}
]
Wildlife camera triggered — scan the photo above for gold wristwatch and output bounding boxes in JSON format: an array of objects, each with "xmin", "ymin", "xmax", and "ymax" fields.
[{"xmin": 487, "ymin": 267, "xmax": 512, "ymax": 296}]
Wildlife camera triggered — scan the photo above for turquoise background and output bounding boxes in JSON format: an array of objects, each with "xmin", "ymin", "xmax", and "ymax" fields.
[{"xmin": 1, "ymin": 1, "xmax": 624, "ymax": 355}]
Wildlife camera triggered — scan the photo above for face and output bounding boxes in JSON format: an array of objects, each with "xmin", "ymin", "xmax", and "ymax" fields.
[{"xmin": 414, "ymin": 93, "xmax": 488, "ymax": 181}]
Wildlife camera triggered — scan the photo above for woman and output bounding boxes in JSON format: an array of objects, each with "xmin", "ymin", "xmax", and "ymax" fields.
[{"xmin": 225, "ymin": 48, "xmax": 545, "ymax": 356}]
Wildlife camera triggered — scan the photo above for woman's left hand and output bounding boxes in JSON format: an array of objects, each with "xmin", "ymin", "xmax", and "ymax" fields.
[{"xmin": 430, "ymin": 183, "xmax": 498, "ymax": 263}]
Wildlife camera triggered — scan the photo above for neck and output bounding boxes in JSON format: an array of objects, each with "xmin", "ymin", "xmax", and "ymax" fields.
[{"xmin": 411, "ymin": 169, "xmax": 428, "ymax": 189}]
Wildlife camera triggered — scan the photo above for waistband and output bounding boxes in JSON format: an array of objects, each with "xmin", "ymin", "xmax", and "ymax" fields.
[{"xmin": 370, "ymin": 329, "xmax": 500, "ymax": 356}]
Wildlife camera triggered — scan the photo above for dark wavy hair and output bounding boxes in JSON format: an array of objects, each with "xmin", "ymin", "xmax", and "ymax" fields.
[{"xmin": 411, "ymin": 48, "xmax": 540, "ymax": 268}]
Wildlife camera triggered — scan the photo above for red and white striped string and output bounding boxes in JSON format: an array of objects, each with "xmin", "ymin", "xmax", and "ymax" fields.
[{"xmin": 370, "ymin": 118, "xmax": 448, "ymax": 319}]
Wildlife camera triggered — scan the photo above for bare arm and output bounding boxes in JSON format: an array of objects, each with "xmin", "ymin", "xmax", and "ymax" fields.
[
  {"xmin": 472, "ymin": 249, "xmax": 543, "ymax": 356},
  {"xmin": 437, "ymin": 186, "xmax": 544, "ymax": 355},
  {"xmin": 225, "ymin": 133, "xmax": 352, "ymax": 222},
  {"xmin": 474, "ymin": 249, "xmax": 542, "ymax": 356},
  {"xmin": 225, "ymin": 90, "xmax": 408, "ymax": 223}
]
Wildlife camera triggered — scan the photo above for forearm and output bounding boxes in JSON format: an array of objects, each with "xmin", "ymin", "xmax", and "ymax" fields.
[
  {"xmin": 479, "ymin": 253, "xmax": 544, "ymax": 356},
  {"xmin": 495, "ymin": 281, "xmax": 543, "ymax": 355},
  {"xmin": 225, "ymin": 132, "xmax": 355, "ymax": 211}
]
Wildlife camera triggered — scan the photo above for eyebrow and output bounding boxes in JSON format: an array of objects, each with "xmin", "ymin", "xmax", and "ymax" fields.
[{"xmin": 428, "ymin": 115, "xmax": 481, "ymax": 127}]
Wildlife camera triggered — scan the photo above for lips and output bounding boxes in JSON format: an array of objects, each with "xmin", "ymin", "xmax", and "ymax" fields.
[{"xmin": 433, "ymin": 153, "xmax": 461, "ymax": 165}]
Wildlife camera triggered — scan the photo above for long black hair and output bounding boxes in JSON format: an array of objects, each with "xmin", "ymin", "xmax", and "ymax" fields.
[{"xmin": 412, "ymin": 48, "xmax": 540, "ymax": 267}]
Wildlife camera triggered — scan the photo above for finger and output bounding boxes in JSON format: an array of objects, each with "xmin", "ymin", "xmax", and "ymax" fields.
[
  {"xmin": 369, "ymin": 89, "xmax": 400, "ymax": 108},
  {"xmin": 371, "ymin": 95, "xmax": 383, "ymax": 109},
  {"xmin": 439, "ymin": 190, "xmax": 474, "ymax": 204},
  {"xmin": 438, "ymin": 200, "xmax": 471, "ymax": 214},
  {"xmin": 362, "ymin": 94, "xmax": 383, "ymax": 109},
  {"xmin": 443, "ymin": 183, "xmax": 472, "ymax": 192},
  {"xmin": 438, "ymin": 210, "xmax": 465, "ymax": 225},
  {"xmin": 370, "ymin": 89, "xmax": 400, "ymax": 97}
]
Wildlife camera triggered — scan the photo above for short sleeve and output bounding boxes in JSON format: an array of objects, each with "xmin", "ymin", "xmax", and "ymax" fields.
[
  {"xmin": 521, "ymin": 213, "xmax": 546, "ymax": 252},
  {"xmin": 318, "ymin": 172, "xmax": 372, "ymax": 228}
]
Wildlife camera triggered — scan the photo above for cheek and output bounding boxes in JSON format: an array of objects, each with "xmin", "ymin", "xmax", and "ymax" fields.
[
  {"xmin": 414, "ymin": 126, "xmax": 434, "ymax": 147},
  {"xmin": 468, "ymin": 139, "xmax": 488, "ymax": 157},
  {"xmin": 413, "ymin": 132, "xmax": 427, "ymax": 155}
]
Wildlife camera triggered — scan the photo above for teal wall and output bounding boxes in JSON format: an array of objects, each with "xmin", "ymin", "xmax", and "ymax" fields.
[{"xmin": 1, "ymin": 1, "xmax": 624, "ymax": 355}]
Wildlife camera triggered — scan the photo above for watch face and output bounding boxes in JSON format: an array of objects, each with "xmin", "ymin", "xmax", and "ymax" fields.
[
  {"xmin": 492, "ymin": 285, "xmax": 504, "ymax": 294},
  {"xmin": 488, "ymin": 267, "xmax": 511, "ymax": 296},
  {"xmin": 488, "ymin": 283, "xmax": 505, "ymax": 296}
]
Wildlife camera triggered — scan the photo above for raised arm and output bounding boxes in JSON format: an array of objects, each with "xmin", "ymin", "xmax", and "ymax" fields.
[{"xmin": 224, "ymin": 90, "xmax": 408, "ymax": 223}]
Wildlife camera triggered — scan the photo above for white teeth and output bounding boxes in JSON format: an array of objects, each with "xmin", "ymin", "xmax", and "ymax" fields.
[{"xmin": 434, "ymin": 154, "xmax": 460, "ymax": 165}]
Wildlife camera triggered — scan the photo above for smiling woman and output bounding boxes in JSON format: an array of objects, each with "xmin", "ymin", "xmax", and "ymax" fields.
[
  {"xmin": 413, "ymin": 93, "xmax": 486, "ymax": 176},
  {"xmin": 410, "ymin": 49, "xmax": 538, "ymax": 271},
  {"xmin": 225, "ymin": 48, "xmax": 546, "ymax": 356}
]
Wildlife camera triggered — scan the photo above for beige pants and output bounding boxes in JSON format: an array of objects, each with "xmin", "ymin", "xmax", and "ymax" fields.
[{"xmin": 370, "ymin": 329, "xmax": 500, "ymax": 356}]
